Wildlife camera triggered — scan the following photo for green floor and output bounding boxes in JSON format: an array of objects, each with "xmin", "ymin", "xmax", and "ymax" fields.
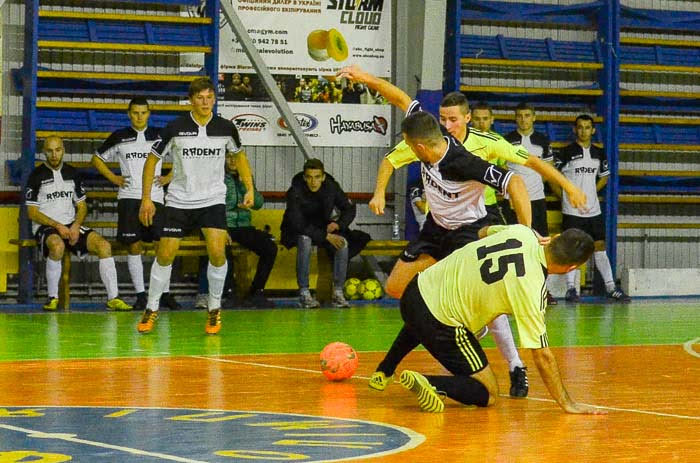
[{"xmin": 1, "ymin": 299, "xmax": 698, "ymax": 362}]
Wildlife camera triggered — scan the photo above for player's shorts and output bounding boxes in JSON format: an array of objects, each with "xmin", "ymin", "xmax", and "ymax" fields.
[
  {"xmin": 500, "ymin": 198, "xmax": 549, "ymax": 237},
  {"xmin": 400, "ymin": 212, "xmax": 493, "ymax": 262},
  {"xmin": 400, "ymin": 277, "xmax": 488, "ymax": 376},
  {"xmin": 160, "ymin": 204, "xmax": 227, "ymax": 238},
  {"xmin": 117, "ymin": 199, "xmax": 164, "ymax": 245},
  {"xmin": 36, "ymin": 223, "xmax": 94, "ymax": 259},
  {"xmin": 562, "ymin": 213, "xmax": 605, "ymax": 242}
]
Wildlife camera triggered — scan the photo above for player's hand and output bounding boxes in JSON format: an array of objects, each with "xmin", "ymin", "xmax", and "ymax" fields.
[
  {"xmin": 68, "ymin": 224, "xmax": 80, "ymax": 246},
  {"xmin": 55, "ymin": 224, "xmax": 71, "ymax": 240},
  {"xmin": 532, "ymin": 229, "xmax": 551, "ymax": 246},
  {"xmin": 153, "ymin": 176, "xmax": 162, "ymax": 188},
  {"xmin": 242, "ymin": 190, "xmax": 254, "ymax": 208},
  {"xmin": 114, "ymin": 175, "xmax": 129, "ymax": 188},
  {"xmin": 566, "ymin": 186, "xmax": 589, "ymax": 213},
  {"xmin": 326, "ymin": 233, "xmax": 346, "ymax": 250},
  {"xmin": 369, "ymin": 193, "xmax": 385, "ymax": 215},
  {"xmin": 563, "ymin": 402, "xmax": 608, "ymax": 415},
  {"xmin": 336, "ymin": 64, "xmax": 368, "ymax": 83},
  {"xmin": 139, "ymin": 199, "xmax": 155, "ymax": 227},
  {"xmin": 326, "ymin": 222, "xmax": 339, "ymax": 233}
]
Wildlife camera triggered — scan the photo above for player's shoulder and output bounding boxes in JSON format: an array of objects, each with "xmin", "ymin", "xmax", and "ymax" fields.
[
  {"xmin": 28, "ymin": 163, "xmax": 51, "ymax": 182},
  {"xmin": 556, "ymin": 142, "xmax": 579, "ymax": 158},
  {"xmin": 469, "ymin": 128, "xmax": 501, "ymax": 143},
  {"xmin": 208, "ymin": 115, "xmax": 238, "ymax": 136},
  {"xmin": 163, "ymin": 113, "xmax": 197, "ymax": 134},
  {"xmin": 589, "ymin": 143, "xmax": 605, "ymax": 158},
  {"xmin": 530, "ymin": 130, "xmax": 550, "ymax": 145},
  {"xmin": 145, "ymin": 126, "xmax": 161, "ymax": 140},
  {"xmin": 59, "ymin": 163, "xmax": 81, "ymax": 179},
  {"xmin": 503, "ymin": 130, "xmax": 521, "ymax": 144}
]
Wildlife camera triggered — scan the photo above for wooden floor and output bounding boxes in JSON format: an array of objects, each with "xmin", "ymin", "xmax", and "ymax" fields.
[{"xmin": 0, "ymin": 300, "xmax": 698, "ymax": 462}]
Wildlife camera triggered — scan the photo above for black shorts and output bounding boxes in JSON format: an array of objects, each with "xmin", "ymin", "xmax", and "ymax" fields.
[
  {"xmin": 117, "ymin": 199, "xmax": 164, "ymax": 244},
  {"xmin": 400, "ymin": 277, "xmax": 488, "ymax": 376},
  {"xmin": 562, "ymin": 213, "xmax": 605, "ymax": 242},
  {"xmin": 501, "ymin": 198, "xmax": 549, "ymax": 237},
  {"xmin": 400, "ymin": 212, "xmax": 493, "ymax": 262},
  {"xmin": 36, "ymin": 223, "xmax": 94, "ymax": 259},
  {"xmin": 160, "ymin": 204, "xmax": 227, "ymax": 238}
]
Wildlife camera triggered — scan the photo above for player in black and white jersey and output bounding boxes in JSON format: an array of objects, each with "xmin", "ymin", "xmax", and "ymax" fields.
[
  {"xmin": 91, "ymin": 97, "xmax": 181, "ymax": 312},
  {"xmin": 553, "ymin": 115, "xmax": 630, "ymax": 303},
  {"xmin": 137, "ymin": 77, "xmax": 255, "ymax": 335},
  {"xmin": 25, "ymin": 136, "xmax": 132, "ymax": 311}
]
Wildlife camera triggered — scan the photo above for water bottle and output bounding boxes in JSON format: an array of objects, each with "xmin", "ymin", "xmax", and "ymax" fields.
[{"xmin": 391, "ymin": 213, "xmax": 400, "ymax": 240}]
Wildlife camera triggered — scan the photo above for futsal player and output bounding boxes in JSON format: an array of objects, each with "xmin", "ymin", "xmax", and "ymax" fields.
[
  {"xmin": 137, "ymin": 77, "xmax": 255, "ymax": 334},
  {"xmin": 91, "ymin": 97, "xmax": 181, "ymax": 311},
  {"xmin": 552, "ymin": 115, "xmax": 630, "ymax": 303},
  {"xmin": 26, "ymin": 136, "xmax": 132, "ymax": 311},
  {"xmin": 390, "ymin": 224, "xmax": 606, "ymax": 415}
]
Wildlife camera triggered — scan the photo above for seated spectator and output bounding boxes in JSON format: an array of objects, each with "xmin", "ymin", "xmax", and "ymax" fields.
[
  {"xmin": 196, "ymin": 153, "xmax": 278, "ymax": 309},
  {"xmin": 25, "ymin": 136, "xmax": 132, "ymax": 311},
  {"xmin": 281, "ymin": 158, "xmax": 371, "ymax": 308},
  {"xmin": 228, "ymin": 73, "xmax": 252, "ymax": 100}
]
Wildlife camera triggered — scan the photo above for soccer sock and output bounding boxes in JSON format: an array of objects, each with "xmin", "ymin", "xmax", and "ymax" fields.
[
  {"xmin": 565, "ymin": 269, "xmax": 578, "ymax": 290},
  {"xmin": 147, "ymin": 261, "xmax": 172, "ymax": 311},
  {"xmin": 207, "ymin": 261, "xmax": 228, "ymax": 310},
  {"xmin": 488, "ymin": 314, "xmax": 523, "ymax": 371},
  {"xmin": 45, "ymin": 258, "xmax": 61, "ymax": 299},
  {"xmin": 127, "ymin": 254, "xmax": 145, "ymax": 294},
  {"xmin": 99, "ymin": 257, "xmax": 119, "ymax": 301},
  {"xmin": 376, "ymin": 326, "xmax": 420, "ymax": 376},
  {"xmin": 425, "ymin": 374, "xmax": 490, "ymax": 407},
  {"xmin": 594, "ymin": 251, "xmax": 616, "ymax": 292}
]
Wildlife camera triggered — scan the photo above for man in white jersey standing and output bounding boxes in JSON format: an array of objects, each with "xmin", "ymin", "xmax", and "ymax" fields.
[
  {"xmin": 553, "ymin": 115, "xmax": 630, "ymax": 303},
  {"xmin": 137, "ymin": 77, "xmax": 255, "ymax": 334},
  {"xmin": 503, "ymin": 102, "xmax": 559, "ymax": 306},
  {"xmin": 26, "ymin": 136, "xmax": 132, "ymax": 311},
  {"xmin": 91, "ymin": 97, "xmax": 181, "ymax": 311}
]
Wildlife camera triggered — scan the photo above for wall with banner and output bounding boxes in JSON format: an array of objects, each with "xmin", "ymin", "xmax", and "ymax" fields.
[{"xmin": 211, "ymin": 0, "xmax": 393, "ymax": 147}]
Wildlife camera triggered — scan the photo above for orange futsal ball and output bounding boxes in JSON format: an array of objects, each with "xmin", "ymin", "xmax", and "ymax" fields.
[{"xmin": 320, "ymin": 342, "xmax": 359, "ymax": 381}]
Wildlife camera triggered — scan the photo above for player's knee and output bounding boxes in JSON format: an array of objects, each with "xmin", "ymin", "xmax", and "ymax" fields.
[
  {"xmin": 594, "ymin": 240, "xmax": 606, "ymax": 252},
  {"xmin": 128, "ymin": 241, "xmax": 143, "ymax": 255},
  {"xmin": 384, "ymin": 275, "xmax": 405, "ymax": 299},
  {"xmin": 46, "ymin": 235, "xmax": 65, "ymax": 255},
  {"xmin": 95, "ymin": 237, "xmax": 112, "ymax": 258}
]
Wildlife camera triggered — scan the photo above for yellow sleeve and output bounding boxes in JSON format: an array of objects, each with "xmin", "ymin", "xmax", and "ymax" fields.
[
  {"xmin": 385, "ymin": 140, "xmax": 419, "ymax": 169},
  {"xmin": 489, "ymin": 136, "xmax": 530, "ymax": 166},
  {"xmin": 485, "ymin": 225, "xmax": 509, "ymax": 236}
]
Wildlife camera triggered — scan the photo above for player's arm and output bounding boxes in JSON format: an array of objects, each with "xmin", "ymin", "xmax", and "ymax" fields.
[
  {"xmin": 505, "ymin": 175, "xmax": 532, "ymax": 227},
  {"xmin": 336, "ymin": 64, "xmax": 412, "ymax": 112},
  {"xmin": 524, "ymin": 155, "xmax": 586, "ymax": 209},
  {"xmin": 139, "ymin": 153, "xmax": 159, "ymax": 226},
  {"xmin": 232, "ymin": 149, "xmax": 254, "ymax": 208},
  {"xmin": 596, "ymin": 176, "xmax": 608, "ymax": 191},
  {"xmin": 27, "ymin": 205, "xmax": 71, "ymax": 239},
  {"xmin": 530, "ymin": 347, "xmax": 606, "ymax": 415},
  {"xmin": 370, "ymin": 158, "xmax": 395, "ymax": 215},
  {"xmin": 67, "ymin": 200, "xmax": 87, "ymax": 245},
  {"xmin": 91, "ymin": 154, "xmax": 125, "ymax": 187}
]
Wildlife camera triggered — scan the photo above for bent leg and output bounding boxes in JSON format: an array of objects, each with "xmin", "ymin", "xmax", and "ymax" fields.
[
  {"xmin": 385, "ymin": 254, "xmax": 436, "ymax": 299},
  {"xmin": 87, "ymin": 232, "xmax": 119, "ymax": 301}
]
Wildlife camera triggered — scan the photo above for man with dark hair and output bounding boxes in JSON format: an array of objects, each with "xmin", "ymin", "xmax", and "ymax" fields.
[
  {"xmin": 337, "ymin": 64, "xmax": 586, "ymax": 398},
  {"xmin": 385, "ymin": 224, "xmax": 605, "ymax": 415},
  {"xmin": 138, "ymin": 77, "xmax": 255, "ymax": 334},
  {"xmin": 26, "ymin": 136, "xmax": 132, "ymax": 311},
  {"xmin": 281, "ymin": 158, "xmax": 371, "ymax": 308},
  {"xmin": 553, "ymin": 115, "xmax": 630, "ymax": 303},
  {"xmin": 91, "ymin": 97, "xmax": 180, "ymax": 311}
]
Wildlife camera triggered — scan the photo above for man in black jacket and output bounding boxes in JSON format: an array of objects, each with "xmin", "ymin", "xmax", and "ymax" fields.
[{"xmin": 281, "ymin": 158, "xmax": 370, "ymax": 308}]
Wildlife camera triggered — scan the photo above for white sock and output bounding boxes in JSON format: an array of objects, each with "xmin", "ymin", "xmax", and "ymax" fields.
[
  {"xmin": 46, "ymin": 258, "xmax": 61, "ymax": 299},
  {"xmin": 127, "ymin": 254, "xmax": 145, "ymax": 293},
  {"xmin": 594, "ymin": 251, "xmax": 616, "ymax": 292},
  {"xmin": 565, "ymin": 269, "xmax": 578, "ymax": 290},
  {"xmin": 147, "ymin": 261, "xmax": 172, "ymax": 311},
  {"xmin": 99, "ymin": 257, "xmax": 119, "ymax": 301},
  {"xmin": 207, "ymin": 261, "xmax": 228, "ymax": 310},
  {"xmin": 163, "ymin": 273, "xmax": 171, "ymax": 293},
  {"xmin": 488, "ymin": 314, "xmax": 523, "ymax": 371}
]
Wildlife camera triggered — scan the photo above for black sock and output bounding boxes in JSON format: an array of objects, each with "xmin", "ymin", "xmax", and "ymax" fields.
[
  {"xmin": 425, "ymin": 375, "xmax": 490, "ymax": 407},
  {"xmin": 376, "ymin": 326, "xmax": 420, "ymax": 376}
]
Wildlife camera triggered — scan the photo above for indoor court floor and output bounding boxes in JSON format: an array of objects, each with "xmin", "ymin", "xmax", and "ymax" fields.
[{"xmin": 0, "ymin": 298, "xmax": 698, "ymax": 462}]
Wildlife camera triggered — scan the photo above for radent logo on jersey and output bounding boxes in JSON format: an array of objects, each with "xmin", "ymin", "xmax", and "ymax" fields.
[
  {"xmin": 329, "ymin": 115, "xmax": 387, "ymax": 135},
  {"xmin": 483, "ymin": 165, "xmax": 503, "ymax": 187},
  {"xmin": 232, "ymin": 114, "xmax": 269, "ymax": 133},
  {"xmin": 327, "ymin": 0, "xmax": 385, "ymax": 30},
  {"xmin": 125, "ymin": 152, "xmax": 149, "ymax": 160},
  {"xmin": 421, "ymin": 169, "xmax": 459, "ymax": 199},
  {"xmin": 277, "ymin": 114, "xmax": 318, "ymax": 132},
  {"xmin": 574, "ymin": 167, "xmax": 597, "ymax": 174},
  {"xmin": 46, "ymin": 190, "xmax": 73, "ymax": 200},
  {"xmin": 182, "ymin": 147, "xmax": 222, "ymax": 158}
]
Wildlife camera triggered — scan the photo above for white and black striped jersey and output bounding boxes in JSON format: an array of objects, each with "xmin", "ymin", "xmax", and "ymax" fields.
[
  {"xmin": 403, "ymin": 100, "xmax": 514, "ymax": 230},
  {"xmin": 25, "ymin": 163, "xmax": 87, "ymax": 234},
  {"xmin": 152, "ymin": 112, "xmax": 243, "ymax": 209},
  {"xmin": 95, "ymin": 126, "xmax": 164, "ymax": 203},
  {"xmin": 554, "ymin": 142, "xmax": 609, "ymax": 217},
  {"xmin": 504, "ymin": 130, "xmax": 552, "ymax": 201}
]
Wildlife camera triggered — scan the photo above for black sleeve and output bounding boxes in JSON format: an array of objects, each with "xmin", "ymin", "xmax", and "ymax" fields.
[
  {"xmin": 25, "ymin": 169, "xmax": 42, "ymax": 205},
  {"xmin": 440, "ymin": 151, "xmax": 514, "ymax": 195},
  {"xmin": 95, "ymin": 130, "xmax": 122, "ymax": 160},
  {"xmin": 151, "ymin": 124, "xmax": 174, "ymax": 159},
  {"xmin": 553, "ymin": 145, "xmax": 570, "ymax": 170},
  {"xmin": 73, "ymin": 170, "xmax": 87, "ymax": 203}
]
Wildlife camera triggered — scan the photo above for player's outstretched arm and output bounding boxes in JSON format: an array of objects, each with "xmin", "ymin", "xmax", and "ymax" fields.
[
  {"xmin": 336, "ymin": 64, "xmax": 412, "ymax": 112},
  {"xmin": 370, "ymin": 158, "xmax": 395, "ymax": 215},
  {"xmin": 505, "ymin": 175, "xmax": 532, "ymax": 227},
  {"xmin": 525, "ymin": 156, "xmax": 587, "ymax": 210},
  {"xmin": 531, "ymin": 347, "xmax": 607, "ymax": 415}
]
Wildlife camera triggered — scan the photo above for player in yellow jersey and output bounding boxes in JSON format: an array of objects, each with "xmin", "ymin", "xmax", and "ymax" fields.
[{"xmin": 393, "ymin": 224, "xmax": 605, "ymax": 414}]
